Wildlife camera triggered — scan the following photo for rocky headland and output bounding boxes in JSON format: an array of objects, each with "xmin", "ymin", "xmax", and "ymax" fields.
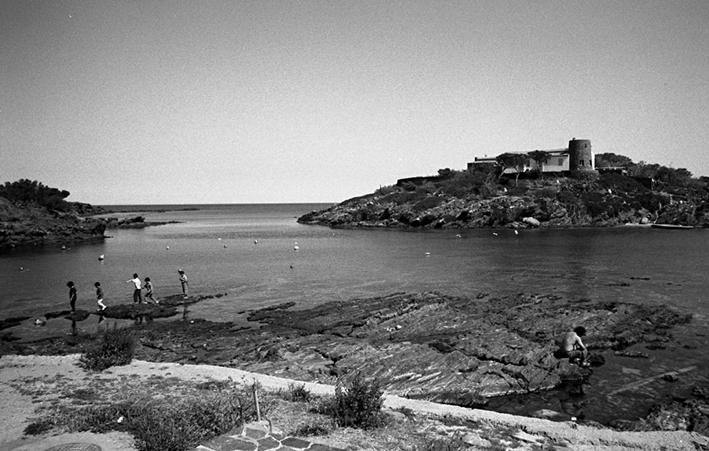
[
  {"xmin": 0, "ymin": 197, "xmax": 107, "ymax": 249},
  {"xmin": 297, "ymin": 172, "xmax": 709, "ymax": 230},
  {"xmin": 0, "ymin": 196, "xmax": 175, "ymax": 249}
]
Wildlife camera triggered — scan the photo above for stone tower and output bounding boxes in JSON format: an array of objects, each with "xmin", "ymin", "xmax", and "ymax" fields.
[{"xmin": 568, "ymin": 139, "xmax": 594, "ymax": 171}]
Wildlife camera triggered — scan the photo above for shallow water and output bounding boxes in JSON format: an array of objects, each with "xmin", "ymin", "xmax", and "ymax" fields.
[{"xmin": 2, "ymin": 203, "xmax": 708, "ymax": 423}]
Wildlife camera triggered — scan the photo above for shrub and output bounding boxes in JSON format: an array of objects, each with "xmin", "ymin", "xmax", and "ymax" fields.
[
  {"xmin": 412, "ymin": 196, "xmax": 445, "ymax": 212},
  {"xmin": 25, "ymin": 385, "xmax": 254, "ymax": 451},
  {"xmin": 374, "ymin": 184, "xmax": 397, "ymax": 196},
  {"xmin": 599, "ymin": 173, "xmax": 647, "ymax": 193},
  {"xmin": 79, "ymin": 325, "xmax": 136, "ymax": 371},
  {"xmin": 436, "ymin": 170, "xmax": 491, "ymax": 199},
  {"xmin": 331, "ymin": 373, "xmax": 385, "ymax": 429},
  {"xmin": 284, "ymin": 382, "xmax": 312, "ymax": 402},
  {"xmin": 569, "ymin": 170, "xmax": 598, "ymax": 182},
  {"xmin": 292, "ymin": 422, "xmax": 330, "ymax": 436},
  {"xmin": 412, "ymin": 433, "xmax": 468, "ymax": 451},
  {"xmin": 557, "ymin": 189, "xmax": 578, "ymax": 205},
  {"xmin": 532, "ymin": 187, "xmax": 558, "ymax": 200}
]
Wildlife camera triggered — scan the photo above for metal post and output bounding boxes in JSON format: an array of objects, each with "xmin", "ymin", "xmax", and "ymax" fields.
[{"xmin": 253, "ymin": 384, "xmax": 261, "ymax": 421}]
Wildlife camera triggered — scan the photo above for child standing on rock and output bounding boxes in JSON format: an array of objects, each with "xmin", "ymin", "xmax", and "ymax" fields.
[
  {"xmin": 67, "ymin": 281, "xmax": 77, "ymax": 313},
  {"xmin": 178, "ymin": 269, "xmax": 188, "ymax": 298},
  {"xmin": 127, "ymin": 273, "xmax": 144, "ymax": 304},
  {"xmin": 94, "ymin": 282, "xmax": 107, "ymax": 310}
]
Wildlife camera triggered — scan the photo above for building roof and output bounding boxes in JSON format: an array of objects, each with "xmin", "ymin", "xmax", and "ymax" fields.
[{"xmin": 472, "ymin": 148, "xmax": 569, "ymax": 164}]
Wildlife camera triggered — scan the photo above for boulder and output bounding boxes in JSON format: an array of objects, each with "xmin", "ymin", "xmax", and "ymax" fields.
[{"xmin": 522, "ymin": 217, "xmax": 540, "ymax": 227}]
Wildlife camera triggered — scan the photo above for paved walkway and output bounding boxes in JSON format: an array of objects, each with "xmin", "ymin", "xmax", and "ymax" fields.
[{"xmin": 194, "ymin": 421, "xmax": 343, "ymax": 451}]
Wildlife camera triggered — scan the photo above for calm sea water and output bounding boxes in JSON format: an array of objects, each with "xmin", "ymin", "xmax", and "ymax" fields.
[{"xmin": 2, "ymin": 203, "xmax": 708, "ymax": 421}]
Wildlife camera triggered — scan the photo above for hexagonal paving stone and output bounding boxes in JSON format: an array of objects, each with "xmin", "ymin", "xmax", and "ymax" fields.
[{"xmin": 44, "ymin": 444, "xmax": 102, "ymax": 451}]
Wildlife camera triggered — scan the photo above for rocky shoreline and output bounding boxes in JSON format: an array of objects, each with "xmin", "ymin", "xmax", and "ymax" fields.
[
  {"xmin": 296, "ymin": 176, "xmax": 709, "ymax": 230},
  {"xmin": 2, "ymin": 290, "xmax": 708, "ymax": 437},
  {"xmin": 0, "ymin": 197, "xmax": 176, "ymax": 249}
]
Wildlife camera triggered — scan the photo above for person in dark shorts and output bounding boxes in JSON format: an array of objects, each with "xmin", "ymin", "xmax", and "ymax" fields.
[
  {"xmin": 127, "ymin": 273, "xmax": 144, "ymax": 304},
  {"xmin": 67, "ymin": 281, "xmax": 77, "ymax": 313},
  {"xmin": 556, "ymin": 326, "xmax": 590, "ymax": 367}
]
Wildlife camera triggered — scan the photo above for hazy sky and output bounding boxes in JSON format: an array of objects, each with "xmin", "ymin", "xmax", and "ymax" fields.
[{"xmin": 2, "ymin": 1, "xmax": 708, "ymax": 205}]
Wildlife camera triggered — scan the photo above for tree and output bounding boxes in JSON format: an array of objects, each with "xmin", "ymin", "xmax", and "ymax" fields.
[
  {"xmin": 495, "ymin": 153, "xmax": 528, "ymax": 186},
  {"xmin": 0, "ymin": 179, "xmax": 71, "ymax": 209},
  {"xmin": 595, "ymin": 153, "xmax": 634, "ymax": 168},
  {"xmin": 527, "ymin": 150, "xmax": 551, "ymax": 179},
  {"xmin": 437, "ymin": 168, "xmax": 453, "ymax": 179},
  {"xmin": 628, "ymin": 161, "xmax": 660, "ymax": 179},
  {"xmin": 655, "ymin": 166, "xmax": 693, "ymax": 188}
]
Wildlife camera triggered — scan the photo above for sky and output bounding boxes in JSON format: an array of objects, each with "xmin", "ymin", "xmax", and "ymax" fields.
[{"xmin": 2, "ymin": 1, "xmax": 708, "ymax": 205}]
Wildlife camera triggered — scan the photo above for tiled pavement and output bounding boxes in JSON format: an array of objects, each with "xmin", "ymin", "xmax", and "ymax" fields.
[{"xmin": 194, "ymin": 421, "xmax": 344, "ymax": 451}]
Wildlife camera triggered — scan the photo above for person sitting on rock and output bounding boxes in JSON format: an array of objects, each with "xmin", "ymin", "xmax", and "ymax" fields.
[{"xmin": 555, "ymin": 326, "xmax": 590, "ymax": 367}]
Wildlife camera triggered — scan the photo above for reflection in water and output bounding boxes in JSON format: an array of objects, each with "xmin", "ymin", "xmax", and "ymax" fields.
[
  {"xmin": 559, "ymin": 391, "xmax": 588, "ymax": 419},
  {"xmin": 133, "ymin": 315, "xmax": 155, "ymax": 325},
  {"xmin": 97, "ymin": 314, "xmax": 106, "ymax": 332},
  {"xmin": 557, "ymin": 232, "xmax": 595, "ymax": 300}
]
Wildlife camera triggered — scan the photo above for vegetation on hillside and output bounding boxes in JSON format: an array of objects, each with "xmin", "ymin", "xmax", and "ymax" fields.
[
  {"xmin": 300, "ymin": 153, "xmax": 709, "ymax": 229},
  {"xmin": 0, "ymin": 179, "xmax": 109, "ymax": 249},
  {"xmin": 0, "ymin": 179, "xmax": 72, "ymax": 210}
]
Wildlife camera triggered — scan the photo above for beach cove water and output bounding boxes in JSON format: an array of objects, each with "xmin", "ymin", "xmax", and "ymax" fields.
[{"xmin": 1, "ymin": 203, "xmax": 708, "ymax": 423}]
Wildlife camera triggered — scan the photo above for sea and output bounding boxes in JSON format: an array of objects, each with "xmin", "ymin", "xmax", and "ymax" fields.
[{"xmin": 1, "ymin": 203, "xmax": 708, "ymax": 422}]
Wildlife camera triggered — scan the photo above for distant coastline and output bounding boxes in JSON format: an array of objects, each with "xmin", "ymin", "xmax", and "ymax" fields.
[
  {"xmin": 99, "ymin": 202, "xmax": 334, "ymax": 213},
  {"xmin": 98, "ymin": 206, "xmax": 201, "ymax": 214}
]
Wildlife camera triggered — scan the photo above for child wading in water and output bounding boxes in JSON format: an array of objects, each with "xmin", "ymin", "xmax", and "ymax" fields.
[
  {"xmin": 144, "ymin": 277, "xmax": 158, "ymax": 304},
  {"xmin": 94, "ymin": 282, "xmax": 107, "ymax": 310}
]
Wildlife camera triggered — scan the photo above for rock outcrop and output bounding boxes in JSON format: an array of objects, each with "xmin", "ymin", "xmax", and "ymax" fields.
[
  {"xmin": 0, "ymin": 197, "xmax": 107, "ymax": 249},
  {"xmin": 119, "ymin": 292, "xmax": 692, "ymax": 410},
  {"xmin": 0, "ymin": 197, "xmax": 175, "ymax": 249}
]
